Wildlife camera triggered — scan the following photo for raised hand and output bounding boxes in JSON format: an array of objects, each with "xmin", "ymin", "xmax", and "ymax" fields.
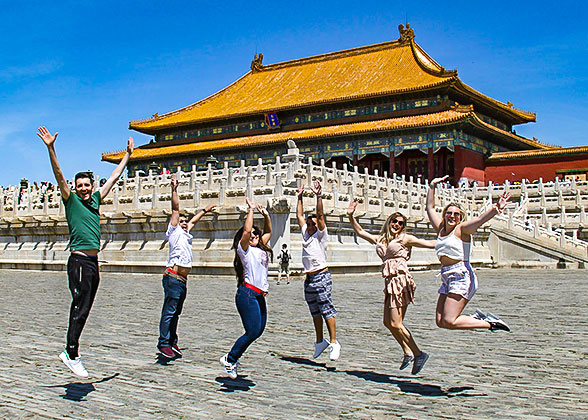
[
  {"xmin": 127, "ymin": 137, "xmax": 134, "ymax": 155},
  {"xmin": 170, "ymin": 174, "xmax": 178, "ymax": 191},
  {"xmin": 256, "ymin": 203, "xmax": 268, "ymax": 216},
  {"xmin": 204, "ymin": 204, "xmax": 216, "ymax": 212},
  {"xmin": 310, "ymin": 180, "xmax": 322, "ymax": 196},
  {"xmin": 296, "ymin": 184, "xmax": 305, "ymax": 198},
  {"xmin": 347, "ymin": 199, "xmax": 358, "ymax": 216},
  {"xmin": 430, "ymin": 175, "xmax": 449, "ymax": 187},
  {"xmin": 246, "ymin": 197, "xmax": 256, "ymax": 209},
  {"xmin": 37, "ymin": 126, "xmax": 58, "ymax": 147},
  {"xmin": 496, "ymin": 191, "xmax": 511, "ymax": 212}
]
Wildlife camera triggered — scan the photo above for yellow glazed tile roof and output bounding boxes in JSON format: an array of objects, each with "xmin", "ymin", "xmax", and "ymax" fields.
[
  {"xmin": 488, "ymin": 146, "xmax": 588, "ymax": 160},
  {"xmin": 105, "ymin": 108, "xmax": 537, "ymax": 163},
  {"xmin": 130, "ymin": 38, "xmax": 458, "ymax": 132}
]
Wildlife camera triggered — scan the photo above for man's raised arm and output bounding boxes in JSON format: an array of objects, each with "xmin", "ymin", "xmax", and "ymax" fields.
[
  {"xmin": 99, "ymin": 137, "xmax": 134, "ymax": 199},
  {"xmin": 170, "ymin": 174, "xmax": 180, "ymax": 227},
  {"xmin": 37, "ymin": 126, "xmax": 70, "ymax": 201}
]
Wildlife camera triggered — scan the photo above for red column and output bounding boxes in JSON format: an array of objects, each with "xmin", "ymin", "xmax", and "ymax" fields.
[
  {"xmin": 389, "ymin": 152, "xmax": 395, "ymax": 176},
  {"xmin": 453, "ymin": 145, "xmax": 463, "ymax": 182},
  {"xmin": 353, "ymin": 154, "xmax": 358, "ymax": 166},
  {"xmin": 427, "ymin": 147, "xmax": 434, "ymax": 181}
]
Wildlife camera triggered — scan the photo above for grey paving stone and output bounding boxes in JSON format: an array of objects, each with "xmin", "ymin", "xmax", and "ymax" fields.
[{"xmin": 0, "ymin": 268, "xmax": 586, "ymax": 419}]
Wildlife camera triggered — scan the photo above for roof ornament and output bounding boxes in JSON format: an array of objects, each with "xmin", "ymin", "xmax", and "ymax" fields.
[
  {"xmin": 250, "ymin": 53, "xmax": 264, "ymax": 72},
  {"xmin": 152, "ymin": 112, "xmax": 159, "ymax": 118},
  {"xmin": 398, "ymin": 23, "xmax": 415, "ymax": 44},
  {"xmin": 507, "ymin": 101, "xmax": 514, "ymax": 108}
]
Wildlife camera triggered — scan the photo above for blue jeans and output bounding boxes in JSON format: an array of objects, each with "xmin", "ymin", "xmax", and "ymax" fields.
[
  {"xmin": 227, "ymin": 285, "xmax": 267, "ymax": 363},
  {"xmin": 158, "ymin": 274, "xmax": 187, "ymax": 348}
]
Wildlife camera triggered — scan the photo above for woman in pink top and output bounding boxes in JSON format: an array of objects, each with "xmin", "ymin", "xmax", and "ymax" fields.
[
  {"xmin": 426, "ymin": 175, "xmax": 511, "ymax": 334},
  {"xmin": 347, "ymin": 200, "xmax": 435, "ymax": 375}
]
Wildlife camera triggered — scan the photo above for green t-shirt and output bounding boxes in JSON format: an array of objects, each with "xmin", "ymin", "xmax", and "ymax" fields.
[{"xmin": 64, "ymin": 191, "xmax": 101, "ymax": 251}]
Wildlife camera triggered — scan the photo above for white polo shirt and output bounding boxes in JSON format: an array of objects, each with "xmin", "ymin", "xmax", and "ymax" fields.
[
  {"xmin": 301, "ymin": 224, "xmax": 328, "ymax": 273},
  {"xmin": 166, "ymin": 223, "xmax": 193, "ymax": 268}
]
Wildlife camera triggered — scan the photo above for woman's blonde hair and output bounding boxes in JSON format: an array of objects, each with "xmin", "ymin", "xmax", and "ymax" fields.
[
  {"xmin": 378, "ymin": 212, "xmax": 407, "ymax": 244},
  {"xmin": 440, "ymin": 203, "xmax": 466, "ymax": 231}
]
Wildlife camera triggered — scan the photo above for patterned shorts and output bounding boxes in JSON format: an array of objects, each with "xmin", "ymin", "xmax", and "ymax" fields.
[
  {"xmin": 304, "ymin": 270, "xmax": 337, "ymax": 319},
  {"xmin": 438, "ymin": 261, "xmax": 478, "ymax": 300}
]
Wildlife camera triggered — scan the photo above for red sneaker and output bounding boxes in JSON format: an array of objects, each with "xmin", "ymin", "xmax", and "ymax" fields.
[
  {"xmin": 159, "ymin": 346, "xmax": 175, "ymax": 359},
  {"xmin": 171, "ymin": 344, "xmax": 183, "ymax": 357}
]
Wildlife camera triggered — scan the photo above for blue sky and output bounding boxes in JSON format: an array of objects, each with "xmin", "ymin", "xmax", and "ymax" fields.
[{"xmin": 1, "ymin": 0, "xmax": 587, "ymax": 186}]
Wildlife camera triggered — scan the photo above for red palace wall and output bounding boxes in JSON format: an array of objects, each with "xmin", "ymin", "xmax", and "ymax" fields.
[
  {"xmin": 454, "ymin": 146, "xmax": 485, "ymax": 183},
  {"xmin": 485, "ymin": 154, "xmax": 588, "ymax": 184}
]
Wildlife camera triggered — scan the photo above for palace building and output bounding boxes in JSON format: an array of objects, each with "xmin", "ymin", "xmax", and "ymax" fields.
[{"xmin": 103, "ymin": 24, "xmax": 586, "ymax": 184}]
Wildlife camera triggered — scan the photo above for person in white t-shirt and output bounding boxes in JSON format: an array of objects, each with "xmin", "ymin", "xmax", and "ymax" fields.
[
  {"xmin": 220, "ymin": 197, "xmax": 273, "ymax": 379},
  {"xmin": 296, "ymin": 180, "xmax": 341, "ymax": 361},
  {"xmin": 158, "ymin": 174, "xmax": 215, "ymax": 359}
]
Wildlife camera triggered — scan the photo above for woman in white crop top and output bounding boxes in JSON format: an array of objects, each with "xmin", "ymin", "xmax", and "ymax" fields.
[
  {"xmin": 427, "ymin": 175, "xmax": 511, "ymax": 334},
  {"xmin": 348, "ymin": 200, "xmax": 435, "ymax": 374},
  {"xmin": 220, "ymin": 197, "xmax": 273, "ymax": 380}
]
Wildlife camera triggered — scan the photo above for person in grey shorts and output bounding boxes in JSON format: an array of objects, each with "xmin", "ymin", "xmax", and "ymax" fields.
[{"xmin": 296, "ymin": 180, "xmax": 340, "ymax": 361}]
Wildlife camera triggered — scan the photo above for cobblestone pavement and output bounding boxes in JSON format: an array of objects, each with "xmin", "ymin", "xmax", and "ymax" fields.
[{"xmin": 1, "ymin": 268, "xmax": 586, "ymax": 419}]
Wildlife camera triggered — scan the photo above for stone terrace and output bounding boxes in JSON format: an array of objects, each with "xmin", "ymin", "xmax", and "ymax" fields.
[{"xmin": 0, "ymin": 269, "xmax": 586, "ymax": 419}]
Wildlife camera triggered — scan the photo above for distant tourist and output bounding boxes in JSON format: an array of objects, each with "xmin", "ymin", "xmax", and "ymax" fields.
[
  {"xmin": 158, "ymin": 174, "xmax": 215, "ymax": 359},
  {"xmin": 37, "ymin": 126, "xmax": 133, "ymax": 378},
  {"xmin": 296, "ymin": 180, "xmax": 341, "ymax": 361},
  {"xmin": 347, "ymin": 200, "xmax": 436, "ymax": 374},
  {"xmin": 220, "ymin": 197, "xmax": 272, "ymax": 379},
  {"xmin": 426, "ymin": 175, "xmax": 511, "ymax": 338},
  {"xmin": 276, "ymin": 243, "xmax": 291, "ymax": 285}
]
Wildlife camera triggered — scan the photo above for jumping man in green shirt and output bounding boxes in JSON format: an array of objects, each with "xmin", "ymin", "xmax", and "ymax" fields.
[{"xmin": 38, "ymin": 126, "xmax": 134, "ymax": 378}]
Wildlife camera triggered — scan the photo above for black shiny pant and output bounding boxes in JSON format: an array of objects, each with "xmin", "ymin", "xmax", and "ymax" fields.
[{"xmin": 66, "ymin": 253, "xmax": 100, "ymax": 359}]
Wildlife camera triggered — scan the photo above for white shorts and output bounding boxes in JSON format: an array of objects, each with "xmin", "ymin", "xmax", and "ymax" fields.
[{"xmin": 438, "ymin": 261, "xmax": 478, "ymax": 300}]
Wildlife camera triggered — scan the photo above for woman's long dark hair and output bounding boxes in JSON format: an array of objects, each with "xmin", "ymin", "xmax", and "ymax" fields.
[{"xmin": 232, "ymin": 225, "xmax": 274, "ymax": 286}]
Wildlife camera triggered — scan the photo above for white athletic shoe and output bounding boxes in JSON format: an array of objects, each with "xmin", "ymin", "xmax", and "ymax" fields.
[
  {"xmin": 328, "ymin": 341, "xmax": 341, "ymax": 361},
  {"xmin": 313, "ymin": 339, "xmax": 330, "ymax": 358},
  {"xmin": 59, "ymin": 350, "xmax": 89, "ymax": 378},
  {"xmin": 219, "ymin": 354, "xmax": 239, "ymax": 379}
]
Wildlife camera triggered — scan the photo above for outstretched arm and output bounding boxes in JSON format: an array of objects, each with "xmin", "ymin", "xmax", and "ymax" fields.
[
  {"xmin": 403, "ymin": 234, "xmax": 436, "ymax": 249},
  {"xmin": 311, "ymin": 180, "xmax": 326, "ymax": 231},
  {"xmin": 426, "ymin": 175, "xmax": 448, "ymax": 232},
  {"xmin": 347, "ymin": 199, "xmax": 378, "ymax": 244},
  {"xmin": 257, "ymin": 204, "xmax": 272, "ymax": 245},
  {"xmin": 460, "ymin": 191, "xmax": 510, "ymax": 235},
  {"xmin": 37, "ymin": 127, "xmax": 70, "ymax": 201},
  {"xmin": 296, "ymin": 185, "xmax": 306, "ymax": 229},
  {"xmin": 187, "ymin": 204, "xmax": 216, "ymax": 232},
  {"xmin": 240, "ymin": 198, "xmax": 256, "ymax": 251},
  {"xmin": 99, "ymin": 137, "xmax": 134, "ymax": 199},
  {"xmin": 170, "ymin": 174, "xmax": 180, "ymax": 226}
]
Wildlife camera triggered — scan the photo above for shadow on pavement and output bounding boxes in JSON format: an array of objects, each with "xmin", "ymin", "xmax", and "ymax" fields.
[
  {"xmin": 346, "ymin": 370, "xmax": 482, "ymax": 398},
  {"xmin": 155, "ymin": 352, "xmax": 181, "ymax": 365},
  {"xmin": 44, "ymin": 373, "xmax": 120, "ymax": 401},
  {"xmin": 215, "ymin": 375, "xmax": 256, "ymax": 392},
  {"xmin": 279, "ymin": 356, "xmax": 337, "ymax": 372}
]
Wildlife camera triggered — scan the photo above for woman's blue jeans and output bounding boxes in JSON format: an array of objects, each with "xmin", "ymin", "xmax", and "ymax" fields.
[
  {"xmin": 227, "ymin": 285, "xmax": 267, "ymax": 363},
  {"xmin": 158, "ymin": 274, "xmax": 187, "ymax": 348}
]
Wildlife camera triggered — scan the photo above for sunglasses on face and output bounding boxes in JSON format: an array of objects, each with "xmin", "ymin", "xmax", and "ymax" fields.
[
  {"xmin": 391, "ymin": 218, "xmax": 405, "ymax": 227},
  {"xmin": 446, "ymin": 211, "xmax": 461, "ymax": 217}
]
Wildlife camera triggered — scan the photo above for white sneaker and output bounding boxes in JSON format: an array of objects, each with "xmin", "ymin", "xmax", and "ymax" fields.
[
  {"xmin": 328, "ymin": 341, "xmax": 341, "ymax": 361},
  {"xmin": 59, "ymin": 350, "xmax": 89, "ymax": 378},
  {"xmin": 313, "ymin": 339, "xmax": 330, "ymax": 358},
  {"xmin": 219, "ymin": 354, "xmax": 238, "ymax": 379}
]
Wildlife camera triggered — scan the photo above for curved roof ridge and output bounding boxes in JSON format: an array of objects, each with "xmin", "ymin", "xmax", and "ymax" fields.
[
  {"xmin": 258, "ymin": 39, "xmax": 406, "ymax": 72},
  {"xmin": 411, "ymin": 41, "xmax": 457, "ymax": 77}
]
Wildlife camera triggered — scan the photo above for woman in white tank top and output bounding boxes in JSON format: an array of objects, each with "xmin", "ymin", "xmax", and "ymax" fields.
[{"xmin": 426, "ymin": 175, "xmax": 511, "ymax": 334}]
